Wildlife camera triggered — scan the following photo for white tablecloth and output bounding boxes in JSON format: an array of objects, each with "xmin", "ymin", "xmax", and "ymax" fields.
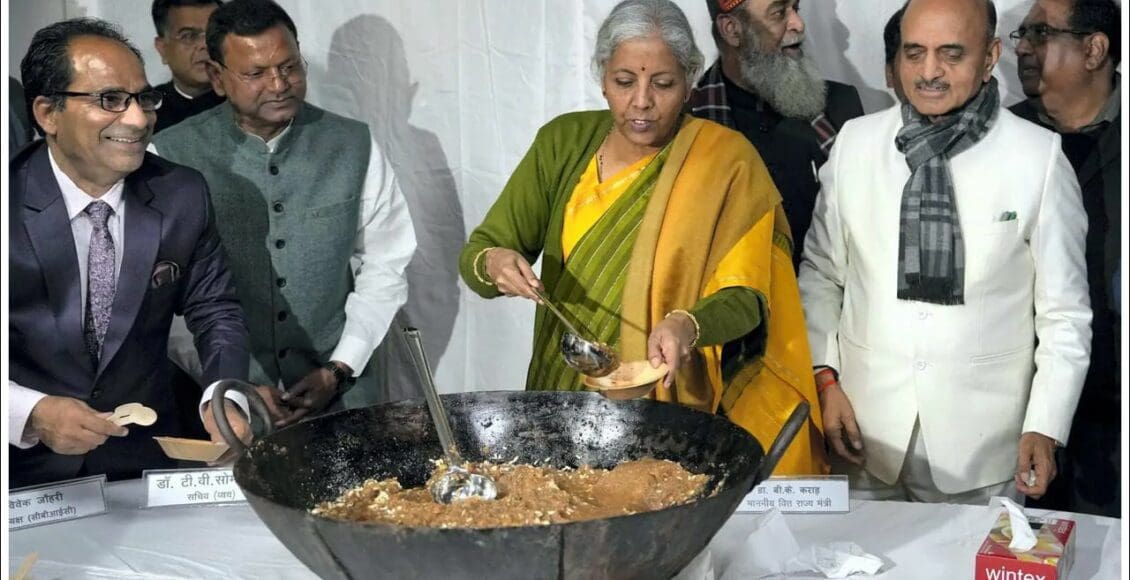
[{"xmin": 9, "ymin": 479, "xmax": 1122, "ymax": 579}]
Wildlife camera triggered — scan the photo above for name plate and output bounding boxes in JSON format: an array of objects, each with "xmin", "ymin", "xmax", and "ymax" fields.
[
  {"xmin": 143, "ymin": 468, "xmax": 245, "ymax": 508},
  {"xmin": 736, "ymin": 475, "xmax": 849, "ymax": 514},
  {"xmin": 9, "ymin": 475, "xmax": 108, "ymax": 530}
]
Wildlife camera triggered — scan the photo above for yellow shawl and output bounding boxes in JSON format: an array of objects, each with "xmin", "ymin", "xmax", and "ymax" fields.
[{"xmin": 619, "ymin": 117, "xmax": 828, "ymax": 476}]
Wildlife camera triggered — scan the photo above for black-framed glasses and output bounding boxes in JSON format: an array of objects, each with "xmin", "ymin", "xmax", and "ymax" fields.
[
  {"xmin": 1008, "ymin": 24, "xmax": 1092, "ymax": 46},
  {"xmin": 50, "ymin": 90, "xmax": 163, "ymax": 112},
  {"xmin": 217, "ymin": 57, "xmax": 308, "ymax": 86}
]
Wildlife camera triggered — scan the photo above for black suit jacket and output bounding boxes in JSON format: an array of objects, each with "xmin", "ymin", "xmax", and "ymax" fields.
[
  {"xmin": 705, "ymin": 79, "xmax": 863, "ymax": 264},
  {"xmin": 8, "ymin": 143, "xmax": 250, "ymax": 488},
  {"xmin": 153, "ymin": 81, "xmax": 226, "ymax": 134},
  {"xmin": 1011, "ymin": 98, "xmax": 1121, "ymax": 421},
  {"xmin": 735, "ymin": 81, "xmax": 864, "ymax": 266}
]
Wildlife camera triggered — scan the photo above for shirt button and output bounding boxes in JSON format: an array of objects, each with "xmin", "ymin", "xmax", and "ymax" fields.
[
  {"xmin": 277, "ymin": 311, "xmax": 288, "ymax": 322},
  {"xmin": 915, "ymin": 361, "xmax": 928, "ymax": 371},
  {"xmin": 269, "ymin": 165, "xmax": 279, "ymax": 175},
  {"xmin": 275, "ymin": 239, "xmax": 286, "ymax": 249},
  {"xmin": 276, "ymin": 277, "xmax": 287, "ymax": 288},
  {"xmin": 272, "ymin": 202, "xmax": 284, "ymax": 213}
]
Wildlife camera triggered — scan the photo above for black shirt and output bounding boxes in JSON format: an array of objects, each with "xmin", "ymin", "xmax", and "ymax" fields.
[
  {"xmin": 722, "ymin": 73, "xmax": 863, "ymax": 265},
  {"xmin": 154, "ymin": 81, "xmax": 226, "ymax": 134},
  {"xmin": 1011, "ymin": 98, "xmax": 1121, "ymax": 421}
]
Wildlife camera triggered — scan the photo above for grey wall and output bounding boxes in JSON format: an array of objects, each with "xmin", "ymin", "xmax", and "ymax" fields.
[{"xmin": 9, "ymin": 1, "xmax": 85, "ymax": 77}]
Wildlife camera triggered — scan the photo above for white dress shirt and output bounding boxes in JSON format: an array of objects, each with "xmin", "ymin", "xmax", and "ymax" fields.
[
  {"xmin": 150, "ymin": 126, "xmax": 417, "ymax": 420},
  {"xmin": 9, "ymin": 149, "xmax": 127, "ymax": 448}
]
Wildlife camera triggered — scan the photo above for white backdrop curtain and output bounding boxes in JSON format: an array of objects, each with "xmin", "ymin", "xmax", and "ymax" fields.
[{"xmin": 7, "ymin": 0, "xmax": 1038, "ymax": 396}]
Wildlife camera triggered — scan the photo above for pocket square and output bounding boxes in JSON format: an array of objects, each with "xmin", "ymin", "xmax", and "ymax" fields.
[
  {"xmin": 151, "ymin": 260, "xmax": 181, "ymax": 288},
  {"xmin": 998, "ymin": 211, "xmax": 1017, "ymax": 222}
]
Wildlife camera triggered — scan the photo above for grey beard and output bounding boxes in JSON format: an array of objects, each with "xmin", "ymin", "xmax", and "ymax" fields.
[{"xmin": 737, "ymin": 48, "xmax": 828, "ymax": 121}]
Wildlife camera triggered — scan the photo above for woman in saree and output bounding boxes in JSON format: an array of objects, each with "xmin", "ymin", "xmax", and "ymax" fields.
[{"xmin": 459, "ymin": 0, "xmax": 826, "ymax": 475}]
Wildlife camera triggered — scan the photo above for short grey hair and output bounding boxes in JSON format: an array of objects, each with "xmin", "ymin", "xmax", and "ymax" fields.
[{"xmin": 592, "ymin": 0, "xmax": 705, "ymax": 87}]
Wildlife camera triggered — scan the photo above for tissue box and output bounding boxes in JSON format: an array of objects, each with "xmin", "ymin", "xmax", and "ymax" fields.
[{"xmin": 975, "ymin": 511, "xmax": 1075, "ymax": 580}]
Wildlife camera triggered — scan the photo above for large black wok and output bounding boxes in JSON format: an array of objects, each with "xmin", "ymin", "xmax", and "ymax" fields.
[{"xmin": 213, "ymin": 385, "xmax": 806, "ymax": 580}]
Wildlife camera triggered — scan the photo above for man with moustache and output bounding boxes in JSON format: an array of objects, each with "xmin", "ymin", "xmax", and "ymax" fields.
[
  {"xmin": 799, "ymin": 0, "xmax": 1090, "ymax": 503},
  {"xmin": 9, "ymin": 18, "xmax": 250, "ymax": 487},
  {"xmin": 151, "ymin": 0, "xmax": 225, "ymax": 133},
  {"xmin": 690, "ymin": 0, "xmax": 863, "ymax": 265},
  {"xmin": 152, "ymin": 0, "xmax": 416, "ymax": 435},
  {"xmin": 1008, "ymin": 0, "xmax": 1120, "ymax": 517}
]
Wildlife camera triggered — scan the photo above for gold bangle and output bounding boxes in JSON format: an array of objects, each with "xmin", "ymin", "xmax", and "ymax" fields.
[
  {"xmin": 472, "ymin": 246, "xmax": 497, "ymax": 287},
  {"xmin": 665, "ymin": 309, "xmax": 700, "ymax": 348}
]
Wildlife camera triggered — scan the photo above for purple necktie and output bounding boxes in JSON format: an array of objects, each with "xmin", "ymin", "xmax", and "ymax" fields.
[{"xmin": 84, "ymin": 201, "xmax": 116, "ymax": 364}]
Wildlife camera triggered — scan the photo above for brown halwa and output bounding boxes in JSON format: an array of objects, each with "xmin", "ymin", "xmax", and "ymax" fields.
[{"xmin": 311, "ymin": 458, "xmax": 708, "ymax": 529}]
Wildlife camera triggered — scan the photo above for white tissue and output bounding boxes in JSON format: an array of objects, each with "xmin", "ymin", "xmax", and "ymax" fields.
[
  {"xmin": 719, "ymin": 509, "xmax": 884, "ymax": 579},
  {"xmin": 719, "ymin": 508, "xmax": 800, "ymax": 579},
  {"xmin": 998, "ymin": 497, "xmax": 1037, "ymax": 551},
  {"xmin": 798, "ymin": 543, "xmax": 884, "ymax": 578}
]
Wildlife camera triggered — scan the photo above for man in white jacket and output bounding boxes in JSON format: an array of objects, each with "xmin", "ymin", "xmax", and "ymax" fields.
[{"xmin": 798, "ymin": 0, "xmax": 1090, "ymax": 503}]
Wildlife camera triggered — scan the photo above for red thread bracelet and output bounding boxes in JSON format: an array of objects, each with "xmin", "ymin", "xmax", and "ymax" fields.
[{"xmin": 815, "ymin": 368, "xmax": 838, "ymax": 394}]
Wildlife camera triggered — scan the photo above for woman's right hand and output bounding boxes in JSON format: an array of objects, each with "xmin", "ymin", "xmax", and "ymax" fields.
[{"xmin": 484, "ymin": 247, "xmax": 543, "ymax": 302}]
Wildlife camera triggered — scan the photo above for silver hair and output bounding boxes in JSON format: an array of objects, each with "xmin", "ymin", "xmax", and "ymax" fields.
[
  {"xmin": 591, "ymin": 0, "xmax": 705, "ymax": 87},
  {"xmin": 733, "ymin": 9, "xmax": 827, "ymax": 120}
]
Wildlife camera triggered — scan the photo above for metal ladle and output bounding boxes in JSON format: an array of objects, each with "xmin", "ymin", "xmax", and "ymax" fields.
[
  {"xmin": 532, "ymin": 288, "xmax": 620, "ymax": 378},
  {"xmin": 401, "ymin": 327, "xmax": 498, "ymax": 504}
]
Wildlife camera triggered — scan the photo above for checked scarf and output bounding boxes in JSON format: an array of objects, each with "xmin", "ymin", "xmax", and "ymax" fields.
[{"xmin": 894, "ymin": 78, "xmax": 1000, "ymax": 305}]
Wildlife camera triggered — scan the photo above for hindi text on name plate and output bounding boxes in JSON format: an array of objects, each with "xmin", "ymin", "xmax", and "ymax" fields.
[
  {"xmin": 737, "ymin": 475, "xmax": 850, "ymax": 514},
  {"xmin": 9, "ymin": 475, "xmax": 109, "ymax": 530},
  {"xmin": 144, "ymin": 468, "xmax": 246, "ymax": 508}
]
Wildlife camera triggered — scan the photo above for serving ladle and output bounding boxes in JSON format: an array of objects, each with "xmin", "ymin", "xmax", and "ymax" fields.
[
  {"xmin": 532, "ymin": 288, "xmax": 620, "ymax": 378},
  {"xmin": 401, "ymin": 327, "xmax": 498, "ymax": 504}
]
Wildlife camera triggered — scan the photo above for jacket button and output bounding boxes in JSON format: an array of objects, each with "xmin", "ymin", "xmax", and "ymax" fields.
[
  {"xmin": 276, "ymin": 277, "xmax": 287, "ymax": 288},
  {"xmin": 91, "ymin": 388, "xmax": 102, "ymax": 399},
  {"xmin": 278, "ymin": 348, "xmax": 288, "ymax": 359},
  {"xmin": 269, "ymin": 165, "xmax": 279, "ymax": 175},
  {"xmin": 275, "ymin": 239, "xmax": 286, "ymax": 249},
  {"xmin": 272, "ymin": 202, "xmax": 284, "ymax": 213},
  {"xmin": 277, "ymin": 311, "xmax": 288, "ymax": 322}
]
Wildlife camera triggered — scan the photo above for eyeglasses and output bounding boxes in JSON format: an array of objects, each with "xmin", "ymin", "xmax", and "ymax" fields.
[
  {"xmin": 1008, "ymin": 24, "xmax": 1092, "ymax": 46},
  {"xmin": 217, "ymin": 57, "xmax": 307, "ymax": 87},
  {"xmin": 50, "ymin": 90, "xmax": 163, "ymax": 113},
  {"xmin": 171, "ymin": 29, "xmax": 206, "ymax": 46}
]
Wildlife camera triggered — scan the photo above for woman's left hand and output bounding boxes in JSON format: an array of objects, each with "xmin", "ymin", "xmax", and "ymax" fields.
[{"xmin": 646, "ymin": 312, "xmax": 697, "ymax": 387}]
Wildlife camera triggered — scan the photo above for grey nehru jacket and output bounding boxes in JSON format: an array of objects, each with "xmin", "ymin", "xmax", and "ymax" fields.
[{"xmin": 153, "ymin": 102, "xmax": 375, "ymax": 397}]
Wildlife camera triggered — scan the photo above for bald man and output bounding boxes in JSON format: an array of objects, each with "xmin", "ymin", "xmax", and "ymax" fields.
[{"xmin": 799, "ymin": 0, "xmax": 1090, "ymax": 504}]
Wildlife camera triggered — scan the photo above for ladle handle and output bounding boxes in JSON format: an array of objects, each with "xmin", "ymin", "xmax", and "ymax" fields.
[
  {"xmin": 209, "ymin": 379, "xmax": 275, "ymax": 455},
  {"xmin": 754, "ymin": 401, "xmax": 810, "ymax": 484},
  {"xmin": 400, "ymin": 327, "xmax": 463, "ymax": 465},
  {"xmin": 532, "ymin": 288, "xmax": 582, "ymax": 337}
]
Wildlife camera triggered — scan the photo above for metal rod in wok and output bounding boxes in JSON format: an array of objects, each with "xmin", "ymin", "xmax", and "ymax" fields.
[{"xmin": 401, "ymin": 328, "xmax": 461, "ymax": 462}]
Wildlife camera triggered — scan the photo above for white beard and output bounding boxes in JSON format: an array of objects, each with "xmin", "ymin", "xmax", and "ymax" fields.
[{"xmin": 737, "ymin": 38, "xmax": 828, "ymax": 121}]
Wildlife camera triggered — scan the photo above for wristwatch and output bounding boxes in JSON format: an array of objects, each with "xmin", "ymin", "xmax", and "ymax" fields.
[{"xmin": 323, "ymin": 361, "xmax": 357, "ymax": 394}]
